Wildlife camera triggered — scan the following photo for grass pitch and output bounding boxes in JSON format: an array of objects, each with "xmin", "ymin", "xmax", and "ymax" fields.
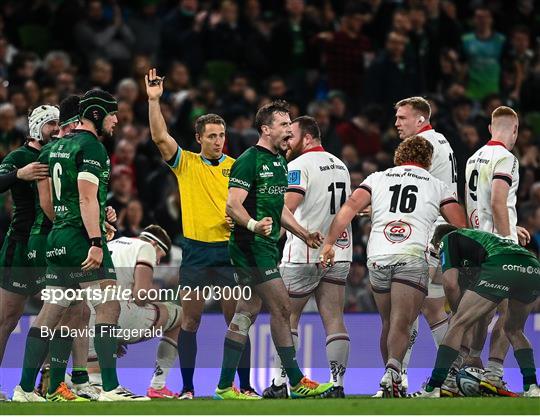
[{"xmin": 1, "ymin": 397, "xmax": 539, "ymax": 415}]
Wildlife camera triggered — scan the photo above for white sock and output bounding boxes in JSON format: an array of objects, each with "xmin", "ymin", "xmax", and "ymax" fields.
[
  {"xmin": 150, "ymin": 337, "xmax": 178, "ymax": 389},
  {"xmin": 273, "ymin": 329, "xmax": 299, "ymax": 386},
  {"xmin": 486, "ymin": 360, "xmax": 504, "ymax": 378},
  {"xmin": 326, "ymin": 333, "xmax": 350, "ymax": 387},
  {"xmin": 430, "ymin": 317, "xmax": 449, "ymax": 347},
  {"xmin": 402, "ymin": 318, "xmax": 419, "ymax": 371},
  {"xmin": 89, "ymin": 371, "xmax": 102, "ymax": 386}
]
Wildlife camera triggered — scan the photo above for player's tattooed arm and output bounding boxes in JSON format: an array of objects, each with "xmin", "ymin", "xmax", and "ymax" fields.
[{"xmin": 145, "ymin": 68, "xmax": 177, "ymax": 162}]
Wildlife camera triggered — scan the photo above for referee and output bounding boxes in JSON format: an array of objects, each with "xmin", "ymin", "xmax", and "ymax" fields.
[{"xmin": 145, "ymin": 68, "xmax": 256, "ymax": 399}]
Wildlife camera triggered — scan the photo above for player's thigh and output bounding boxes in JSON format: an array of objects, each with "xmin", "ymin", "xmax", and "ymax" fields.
[
  {"xmin": 229, "ymin": 241, "xmax": 281, "ymax": 288},
  {"xmin": 281, "ymin": 263, "xmax": 320, "ymax": 299},
  {"xmin": 0, "ymin": 287, "xmax": 27, "ymax": 324},
  {"xmin": 451, "ymin": 290, "xmax": 498, "ymax": 331},
  {"xmin": 117, "ymin": 301, "xmax": 158, "ymax": 344},
  {"xmin": 504, "ymin": 298, "xmax": 535, "ymax": 335},
  {"xmin": 315, "ymin": 262, "xmax": 349, "ymax": 323},
  {"xmin": 0, "ymin": 236, "xmax": 41, "ymax": 296},
  {"xmin": 234, "ymin": 287, "xmax": 263, "ymax": 320},
  {"xmin": 255, "ymin": 278, "xmax": 290, "ymax": 317}
]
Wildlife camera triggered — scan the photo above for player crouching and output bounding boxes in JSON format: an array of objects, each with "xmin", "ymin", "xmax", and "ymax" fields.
[
  {"xmin": 410, "ymin": 226, "xmax": 540, "ymax": 398},
  {"xmin": 87, "ymin": 225, "xmax": 183, "ymax": 399}
]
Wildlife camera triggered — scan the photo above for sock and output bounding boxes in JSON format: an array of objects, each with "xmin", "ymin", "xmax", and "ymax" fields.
[
  {"xmin": 237, "ymin": 336, "xmax": 251, "ymax": 389},
  {"xmin": 514, "ymin": 349, "xmax": 537, "ymax": 390},
  {"xmin": 486, "ymin": 358, "xmax": 504, "ymax": 378},
  {"xmin": 273, "ymin": 329, "xmax": 299, "ymax": 386},
  {"xmin": 276, "ymin": 346, "xmax": 303, "ymax": 387},
  {"xmin": 20, "ymin": 327, "xmax": 50, "ymax": 392},
  {"xmin": 386, "ymin": 358, "xmax": 402, "ymax": 374},
  {"xmin": 48, "ymin": 335, "xmax": 73, "ymax": 394},
  {"xmin": 428, "ymin": 345, "xmax": 459, "ymax": 388},
  {"xmin": 94, "ymin": 324, "xmax": 119, "ymax": 391},
  {"xmin": 178, "ymin": 329, "xmax": 197, "ymax": 391},
  {"xmin": 150, "ymin": 337, "xmax": 178, "ymax": 389},
  {"xmin": 430, "ymin": 317, "xmax": 449, "ymax": 347},
  {"xmin": 218, "ymin": 338, "xmax": 245, "ymax": 390},
  {"xmin": 88, "ymin": 370, "xmax": 102, "ymax": 386},
  {"xmin": 402, "ymin": 318, "xmax": 419, "ymax": 371},
  {"xmin": 326, "ymin": 333, "xmax": 350, "ymax": 387},
  {"xmin": 469, "ymin": 348, "xmax": 481, "ymax": 358},
  {"xmin": 71, "ymin": 368, "xmax": 89, "ymax": 385}
]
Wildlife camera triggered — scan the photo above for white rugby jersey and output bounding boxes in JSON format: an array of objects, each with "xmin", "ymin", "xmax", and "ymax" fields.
[
  {"xmin": 360, "ymin": 164, "xmax": 457, "ymax": 259},
  {"xmin": 465, "ymin": 140, "xmax": 519, "ymax": 242},
  {"xmin": 282, "ymin": 147, "xmax": 353, "ymax": 264},
  {"xmin": 108, "ymin": 237, "xmax": 157, "ymax": 290},
  {"xmin": 416, "ymin": 125, "xmax": 458, "ymax": 201}
]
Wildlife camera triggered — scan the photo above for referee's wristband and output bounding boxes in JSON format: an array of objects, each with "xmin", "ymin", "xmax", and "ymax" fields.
[
  {"xmin": 89, "ymin": 237, "xmax": 103, "ymax": 248},
  {"xmin": 247, "ymin": 218, "xmax": 258, "ymax": 232}
]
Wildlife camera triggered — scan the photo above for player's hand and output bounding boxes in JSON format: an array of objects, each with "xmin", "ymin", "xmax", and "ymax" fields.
[
  {"xmin": 306, "ymin": 231, "xmax": 324, "ymax": 249},
  {"xmin": 254, "ymin": 217, "xmax": 273, "ymax": 236},
  {"xmin": 225, "ymin": 215, "xmax": 235, "ymax": 231},
  {"xmin": 145, "ymin": 68, "xmax": 164, "ymax": 101},
  {"xmin": 106, "ymin": 206, "xmax": 117, "ymax": 223},
  {"xmin": 81, "ymin": 246, "xmax": 103, "ymax": 271},
  {"xmin": 105, "ymin": 222, "xmax": 116, "ymax": 242},
  {"xmin": 16, "ymin": 162, "xmax": 49, "ymax": 181},
  {"xmin": 319, "ymin": 244, "xmax": 335, "ymax": 267},
  {"xmin": 517, "ymin": 226, "xmax": 531, "ymax": 247}
]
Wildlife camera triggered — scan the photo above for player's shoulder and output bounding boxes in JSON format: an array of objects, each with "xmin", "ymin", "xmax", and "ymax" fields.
[{"xmin": 234, "ymin": 146, "xmax": 258, "ymax": 164}]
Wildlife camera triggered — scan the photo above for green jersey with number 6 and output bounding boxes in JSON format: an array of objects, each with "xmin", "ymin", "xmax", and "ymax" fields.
[{"xmin": 49, "ymin": 130, "xmax": 110, "ymax": 232}]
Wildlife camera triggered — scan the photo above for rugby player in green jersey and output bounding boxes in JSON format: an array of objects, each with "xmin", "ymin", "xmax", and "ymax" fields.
[
  {"xmin": 0, "ymin": 105, "xmax": 58, "ymax": 401},
  {"xmin": 14, "ymin": 90, "xmax": 147, "ymax": 402},
  {"xmin": 411, "ymin": 226, "xmax": 540, "ymax": 398},
  {"xmin": 214, "ymin": 101, "xmax": 334, "ymax": 400}
]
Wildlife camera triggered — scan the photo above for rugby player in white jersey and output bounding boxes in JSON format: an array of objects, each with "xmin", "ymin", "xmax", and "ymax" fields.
[
  {"xmin": 464, "ymin": 106, "xmax": 531, "ymax": 396},
  {"xmin": 87, "ymin": 225, "xmax": 183, "ymax": 399},
  {"xmin": 263, "ymin": 116, "xmax": 352, "ymax": 399},
  {"xmin": 320, "ymin": 136, "xmax": 467, "ymax": 397},
  {"xmin": 391, "ymin": 97, "xmax": 459, "ymax": 392}
]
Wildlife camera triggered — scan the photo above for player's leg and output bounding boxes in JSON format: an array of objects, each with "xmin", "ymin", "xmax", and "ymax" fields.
[
  {"xmin": 368, "ymin": 262, "xmax": 391, "ymax": 365},
  {"xmin": 0, "ymin": 289, "xmax": 27, "ymax": 365},
  {"xmin": 504, "ymin": 297, "xmax": 539, "ymax": 396},
  {"xmin": 421, "ymin": 296, "xmax": 449, "ymax": 347},
  {"xmin": 315, "ymin": 262, "xmax": 350, "ymax": 396},
  {"xmin": 484, "ymin": 300, "xmax": 510, "ymax": 387},
  {"xmin": 148, "ymin": 302, "xmax": 182, "ymax": 398}
]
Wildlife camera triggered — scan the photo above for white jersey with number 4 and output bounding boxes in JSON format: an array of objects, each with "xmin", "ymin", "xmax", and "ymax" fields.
[
  {"xmin": 465, "ymin": 141, "xmax": 519, "ymax": 242},
  {"xmin": 360, "ymin": 165, "xmax": 457, "ymax": 259},
  {"xmin": 282, "ymin": 148, "xmax": 353, "ymax": 264},
  {"xmin": 417, "ymin": 126, "xmax": 458, "ymax": 204},
  {"xmin": 108, "ymin": 237, "xmax": 157, "ymax": 290}
]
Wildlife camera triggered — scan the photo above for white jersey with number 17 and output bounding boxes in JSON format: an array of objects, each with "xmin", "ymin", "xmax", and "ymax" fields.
[
  {"xmin": 282, "ymin": 148, "xmax": 353, "ymax": 264},
  {"xmin": 360, "ymin": 165, "xmax": 457, "ymax": 259}
]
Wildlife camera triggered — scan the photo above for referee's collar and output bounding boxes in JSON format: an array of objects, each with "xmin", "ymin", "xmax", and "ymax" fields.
[{"xmin": 200, "ymin": 154, "xmax": 226, "ymax": 166}]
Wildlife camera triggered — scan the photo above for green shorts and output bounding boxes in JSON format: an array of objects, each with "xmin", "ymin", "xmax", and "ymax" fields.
[
  {"xmin": 472, "ymin": 254, "xmax": 540, "ymax": 304},
  {"xmin": 27, "ymin": 233, "xmax": 48, "ymax": 285},
  {"xmin": 179, "ymin": 238, "xmax": 236, "ymax": 289},
  {"xmin": 229, "ymin": 240, "xmax": 281, "ymax": 287},
  {"xmin": 45, "ymin": 227, "xmax": 116, "ymax": 289},
  {"xmin": 0, "ymin": 235, "xmax": 43, "ymax": 295}
]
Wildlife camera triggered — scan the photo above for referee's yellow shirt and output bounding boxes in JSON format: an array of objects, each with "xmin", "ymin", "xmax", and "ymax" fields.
[{"xmin": 168, "ymin": 147, "xmax": 234, "ymax": 243}]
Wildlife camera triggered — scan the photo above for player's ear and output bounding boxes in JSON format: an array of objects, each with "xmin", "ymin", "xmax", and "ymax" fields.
[
  {"xmin": 195, "ymin": 133, "xmax": 201, "ymax": 144},
  {"xmin": 488, "ymin": 124, "xmax": 492, "ymax": 135}
]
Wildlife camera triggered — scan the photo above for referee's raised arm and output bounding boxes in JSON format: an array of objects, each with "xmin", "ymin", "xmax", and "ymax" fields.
[{"xmin": 145, "ymin": 68, "xmax": 178, "ymax": 162}]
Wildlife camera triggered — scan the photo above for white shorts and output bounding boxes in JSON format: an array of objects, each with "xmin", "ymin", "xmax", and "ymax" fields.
[
  {"xmin": 88, "ymin": 301, "xmax": 158, "ymax": 358},
  {"xmin": 368, "ymin": 255, "xmax": 429, "ymax": 295},
  {"xmin": 280, "ymin": 262, "xmax": 350, "ymax": 298}
]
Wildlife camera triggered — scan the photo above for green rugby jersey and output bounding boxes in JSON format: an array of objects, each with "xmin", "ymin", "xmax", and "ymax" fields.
[
  {"xmin": 0, "ymin": 145, "xmax": 40, "ymax": 240},
  {"xmin": 30, "ymin": 140, "xmax": 56, "ymax": 236},
  {"xmin": 440, "ymin": 228, "xmax": 536, "ymax": 272},
  {"xmin": 229, "ymin": 145, "xmax": 288, "ymax": 245},
  {"xmin": 48, "ymin": 130, "xmax": 110, "ymax": 233}
]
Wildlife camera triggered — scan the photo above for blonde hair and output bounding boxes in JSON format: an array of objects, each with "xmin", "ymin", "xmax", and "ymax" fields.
[
  {"xmin": 394, "ymin": 135, "xmax": 434, "ymax": 169},
  {"xmin": 491, "ymin": 106, "xmax": 518, "ymax": 120},
  {"xmin": 395, "ymin": 96, "xmax": 431, "ymax": 119}
]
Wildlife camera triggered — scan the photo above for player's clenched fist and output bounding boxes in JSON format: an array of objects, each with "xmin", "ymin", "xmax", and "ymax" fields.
[
  {"xmin": 254, "ymin": 217, "xmax": 273, "ymax": 236},
  {"xmin": 319, "ymin": 244, "xmax": 335, "ymax": 267},
  {"xmin": 145, "ymin": 68, "xmax": 164, "ymax": 101},
  {"xmin": 306, "ymin": 231, "xmax": 324, "ymax": 249},
  {"xmin": 81, "ymin": 246, "xmax": 103, "ymax": 271}
]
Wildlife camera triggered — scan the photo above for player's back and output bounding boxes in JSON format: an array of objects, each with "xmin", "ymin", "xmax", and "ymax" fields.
[
  {"xmin": 465, "ymin": 141, "xmax": 519, "ymax": 241},
  {"xmin": 362, "ymin": 165, "xmax": 456, "ymax": 259},
  {"xmin": 283, "ymin": 150, "xmax": 352, "ymax": 263},
  {"xmin": 49, "ymin": 130, "xmax": 110, "ymax": 230},
  {"xmin": 108, "ymin": 236, "xmax": 157, "ymax": 290}
]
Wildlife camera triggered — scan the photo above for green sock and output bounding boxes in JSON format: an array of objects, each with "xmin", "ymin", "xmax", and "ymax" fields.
[
  {"xmin": 19, "ymin": 327, "xmax": 50, "ymax": 392},
  {"xmin": 218, "ymin": 338, "xmax": 245, "ymax": 390},
  {"xmin": 514, "ymin": 348, "xmax": 537, "ymax": 390},
  {"xmin": 428, "ymin": 345, "xmax": 459, "ymax": 388},
  {"xmin": 48, "ymin": 335, "xmax": 73, "ymax": 394},
  {"xmin": 71, "ymin": 367, "xmax": 89, "ymax": 384},
  {"xmin": 94, "ymin": 324, "xmax": 119, "ymax": 391},
  {"xmin": 276, "ymin": 346, "xmax": 304, "ymax": 387}
]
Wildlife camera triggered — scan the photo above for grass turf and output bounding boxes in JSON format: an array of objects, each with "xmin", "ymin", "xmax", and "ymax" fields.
[{"xmin": 1, "ymin": 397, "xmax": 539, "ymax": 415}]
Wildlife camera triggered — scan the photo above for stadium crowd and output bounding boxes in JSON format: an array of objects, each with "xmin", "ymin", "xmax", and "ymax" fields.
[{"xmin": 0, "ymin": 0, "xmax": 539, "ymax": 313}]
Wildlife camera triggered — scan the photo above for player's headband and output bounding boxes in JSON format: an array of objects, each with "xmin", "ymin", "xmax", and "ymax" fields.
[{"xmin": 140, "ymin": 231, "xmax": 169, "ymax": 254}]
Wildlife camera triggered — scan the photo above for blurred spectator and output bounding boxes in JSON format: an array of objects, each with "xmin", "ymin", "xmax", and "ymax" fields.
[
  {"xmin": 119, "ymin": 199, "xmax": 145, "ymax": 237},
  {"xmin": 106, "ymin": 165, "xmax": 135, "ymax": 220},
  {"xmin": 127, "ymin": 0, "xmax": 162, "ymax": 60},
  {"xmin": 460, "ymin": 7, "xmax": 505, "ymax": 100},
  {"xmin": 307, "ymin": 100, "xmax": 342, "ymax": 156},
  {"xmin": 206, "ymin": 0, "xmax": 244, "ymax": 64},
  {"xmin": 518, "ymin": 202, "xmax": 540, "ymax": 256},
  {"xmin": 335, "ymin": 107, "xmax": 382, "ymax": 157},
  {"xmin": 226, "ymin": 110, "xmax": 258, "ymax": 158},
  {"xmin": 0, "ymin": 103, "xmax": 24, "ymax": 160}
]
